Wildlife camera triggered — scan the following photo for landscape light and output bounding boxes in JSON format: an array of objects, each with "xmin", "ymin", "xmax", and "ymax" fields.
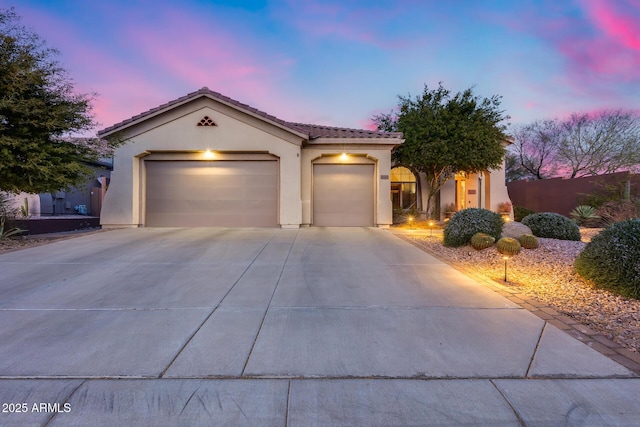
[{"xmin": 503, "ymin": 255, "xmax": 510, "ymax": 282}]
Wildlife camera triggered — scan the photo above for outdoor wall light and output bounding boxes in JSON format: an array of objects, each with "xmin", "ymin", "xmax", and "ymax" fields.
[
  {"xmin": 204, "ymin": 149, "xmax": 215, "ymax": 159},
  {"xmin": 339, "ymin": 152, "xmax": 348, "ymax": 161}
]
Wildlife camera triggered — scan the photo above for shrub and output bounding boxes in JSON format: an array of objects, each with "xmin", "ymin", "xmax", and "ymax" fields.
[
  {"xmin": 575, "ymin": 219, "xmax": 640, "ymax": 299},
  {"xmin": 497, "ymin": 201, "xmax": 512, "ymax": 213},
  {"xmin": 496, "ymin": 237, "xmax": 521, "ymax": 255},
  {"xmin": 521, "ymin": 212, "xmax": 581, "ymax": 241},
  {"xmin": 517, "ymin": 234, "xmax": 539, "ymax": 249},
  {"xmin": 470, "ymin": 233, "xmax": 495, "ymax": 250},
  {"xmin": 443, "ymin": 208, "xmax": 503, "ymax": 247},
  {"xmin": 514, "ymin": 206, "xmax": 535, "ymax": 222},
  {"xmin": 570, "ymin": 205, "xmax": 600, "ymax": 227},
  {"xmin": 596, "ymin": 200, "xmax": 640, "ymax": 227}
]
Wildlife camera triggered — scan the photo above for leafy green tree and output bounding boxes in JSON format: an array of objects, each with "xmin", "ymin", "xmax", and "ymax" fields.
[
  {"xmin": 0, "ymin": 8, "xmax": 117, "ymax": 194},
  {"xmin": 374, "ymin": 83, "xmax": 509, "ymax": 217}
]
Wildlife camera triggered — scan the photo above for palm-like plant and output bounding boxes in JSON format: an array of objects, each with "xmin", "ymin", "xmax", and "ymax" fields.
[{"xmin": 570, "ymin": 205, "xmax": 600, "ymax": 227}]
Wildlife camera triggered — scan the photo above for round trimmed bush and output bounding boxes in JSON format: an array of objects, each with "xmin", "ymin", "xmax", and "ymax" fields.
[
  {"xmin": 518, "ymin": 234, "xmax": 539, "ymax": 249},
  {"xmin": 575, "ymin": 219, "xmax": 640, "ymax": 299},
  {"xmin": 443, "ymin": 208, "xmax": 503, "ymax": 247},
  {"xmin": 470, "ymin": 233, "xmax": 495, "ymax": 250},
  {"xmin": 514, "ymin": 205, "xmax": 535, "ymax": 222},
  {"xmin": 496, "ymin": 237, "xmax": 521, "ymax": 256},
  {"xmin": 521, "ymin": 212, "xmax": 581, "ymax": 241}
]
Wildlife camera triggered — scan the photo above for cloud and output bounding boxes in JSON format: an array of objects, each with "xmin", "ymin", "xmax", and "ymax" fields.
[
  {"xmin": 123, "ymin": 8, "xmax": 286, "ymax": 99},
  {"xmin": 273, "ymin": 0, "xmax": 431, "ymax": 50},
  {"xmin": 586, "ymin": 0, "xmax": 640, "ymax": 50},
  {"xmin": 19, "ymin": 3, "xmax": 306, "ymax": 131},
  {"xmin": 515, "ymin": 0, "xmax": 640, "ymax": 86}
]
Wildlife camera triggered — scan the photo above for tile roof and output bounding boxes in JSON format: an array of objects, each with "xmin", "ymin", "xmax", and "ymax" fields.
[
  {"xmin": 98, "ymin": 87, "xmax": 403, "ymax": 140},
  {"xmin": 287, "ymin": 123, "xmax": 403, "ymax": 140}
]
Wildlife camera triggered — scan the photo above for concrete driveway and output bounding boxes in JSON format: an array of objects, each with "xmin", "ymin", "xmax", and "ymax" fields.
[{"xmin": 0, "ymin": 227, "xmax": 638, "ymax": 426}]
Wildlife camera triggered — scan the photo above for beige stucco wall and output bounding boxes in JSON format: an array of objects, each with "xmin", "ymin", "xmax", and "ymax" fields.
[
  {"xmin": 487, "ymin": 161, "xmax": 513, "ymax": 219},
  {"xmin": 1, "ymin": 192, "xmax": 40, "ymax": 216},
  {"xmin": 101, "ymin": 97, "xmax": 304, "ymax": 228},
  {"xmin": 436, "ymin": 164, "xmax": 513, "ymax": 219},
  {"xmin": 300, "ymin": 145, "xmax": 394, "ymax": 227}
]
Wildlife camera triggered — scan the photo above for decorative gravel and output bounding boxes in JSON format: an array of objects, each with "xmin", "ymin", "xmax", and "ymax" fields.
[
  {"xmin": 404, "ymin": 229, "xmax": 639, "ymax": 353},
  {"xmin": 0, "ymin": 236, "xmax": 51, "ymax": 253}
]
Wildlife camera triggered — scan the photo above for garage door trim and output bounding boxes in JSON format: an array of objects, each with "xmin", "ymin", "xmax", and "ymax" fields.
[
  {"xmin": 312, "ymin": 160, "xmax": 376, "ymax": 227},
  {"xmin": 142, "ymin": 154, "xmax": 279, "ymax": 227}
]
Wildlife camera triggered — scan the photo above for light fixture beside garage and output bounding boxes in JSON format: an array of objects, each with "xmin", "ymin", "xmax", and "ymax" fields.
[
  {"xmin": 203, "ymin": 149, "xmax": 215, "ymax": 159},
  {"xmin": 339, "ymin": 152, "xmax": 348, "ymax": 161}
]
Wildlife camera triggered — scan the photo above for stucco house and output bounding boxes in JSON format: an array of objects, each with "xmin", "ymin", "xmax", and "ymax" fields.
[
  {"xmin": 98, "ymin": 87, "xmax": 403, "ymax": 229},
  {"xmin": 98, "ymin": 87, "xmax": 512, "ymax": 228}
]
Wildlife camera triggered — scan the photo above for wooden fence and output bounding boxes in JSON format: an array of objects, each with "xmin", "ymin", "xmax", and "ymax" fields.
[{"xmin": 506, "ymin": 171, "xmax": 640, "ymax": 217}]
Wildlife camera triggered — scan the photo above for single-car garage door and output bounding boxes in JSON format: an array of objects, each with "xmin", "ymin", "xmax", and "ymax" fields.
[
  {"xmin": 313, "ymin": 164, "xmax": 374, "ymax": 226},
  {"xmin": 145, "ymin": 160, "xmax": 278, "ymax": 227}
]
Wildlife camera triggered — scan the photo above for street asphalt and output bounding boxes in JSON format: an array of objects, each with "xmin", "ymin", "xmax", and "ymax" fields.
[{"xmin": 0, "ymin": 227, "xmax": 638, "ymax": 426}]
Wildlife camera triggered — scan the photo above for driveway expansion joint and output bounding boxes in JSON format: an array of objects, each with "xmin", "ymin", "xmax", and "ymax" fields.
[
  {"xmin": 241, "ymin": 230, "xmax": 299, "ymax": 376},
  {"xmin": 394, "ymin": 231, "xmax": 640, "ymax": 375},
  {"xmin": 159, "ymin": 231, "xmax": 282, "ymax": 379}
]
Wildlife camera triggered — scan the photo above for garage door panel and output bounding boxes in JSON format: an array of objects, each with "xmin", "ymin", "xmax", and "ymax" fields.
[
  {"xmin": 313, "ymin": 164, "xmax": 374, "ymax": 227},
  {"xmin": 145, "ymin": 161, "xmax": 277, "ymax": 227}
]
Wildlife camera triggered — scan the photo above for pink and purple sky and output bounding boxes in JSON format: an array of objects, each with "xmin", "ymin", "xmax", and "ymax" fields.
[{"xmin": 7, "ymin": 0, "xmax": 640, "ymax": 134}]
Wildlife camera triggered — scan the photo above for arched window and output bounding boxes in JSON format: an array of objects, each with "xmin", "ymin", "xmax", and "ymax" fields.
[{"xmin": 390, "ymin": 167, "xmax": 416, "ymax": 209}]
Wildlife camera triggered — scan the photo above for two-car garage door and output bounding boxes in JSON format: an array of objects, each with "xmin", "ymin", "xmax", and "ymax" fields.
[{"xmin": 145, "ymin": 160, "xmax": 278, "ymax": 227}]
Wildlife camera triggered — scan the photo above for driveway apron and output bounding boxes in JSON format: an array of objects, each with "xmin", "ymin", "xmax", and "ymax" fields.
[{"xmin": 0, "ymin": 227, "xmax": 637, "ymax": 426}]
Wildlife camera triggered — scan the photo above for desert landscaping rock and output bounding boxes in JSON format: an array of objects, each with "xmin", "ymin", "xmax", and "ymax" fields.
[{"xmin": 500, "ymin": 221, "xmax": 532, "ymax": 238}]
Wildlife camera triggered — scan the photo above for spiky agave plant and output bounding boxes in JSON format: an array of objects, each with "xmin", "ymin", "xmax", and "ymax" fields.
[
  {"xmin": 570, "ymin": 205, "xmax": 600, "ymax": 227},
  {"xmin": 0, "ymin": 216, "xmax": 27, "ymax": 239}
]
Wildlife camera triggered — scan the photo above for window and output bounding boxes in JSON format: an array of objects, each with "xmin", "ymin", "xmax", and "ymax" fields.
[{"xmin": 390, "ymin": 167, "xmax": 417, "ymax": 209}]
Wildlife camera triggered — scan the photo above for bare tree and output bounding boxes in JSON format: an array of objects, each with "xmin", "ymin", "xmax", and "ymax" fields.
[
  {"xmin": 556, "ymin": 110, "xmax": 640, "ymax": 178},
  {"xmin": 510, "ymin": 119, "xmax": 561, "ymax": 179},
  {"xmin": 509, "ymin": 110, "xmax": 640, "ymax": 180}
]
